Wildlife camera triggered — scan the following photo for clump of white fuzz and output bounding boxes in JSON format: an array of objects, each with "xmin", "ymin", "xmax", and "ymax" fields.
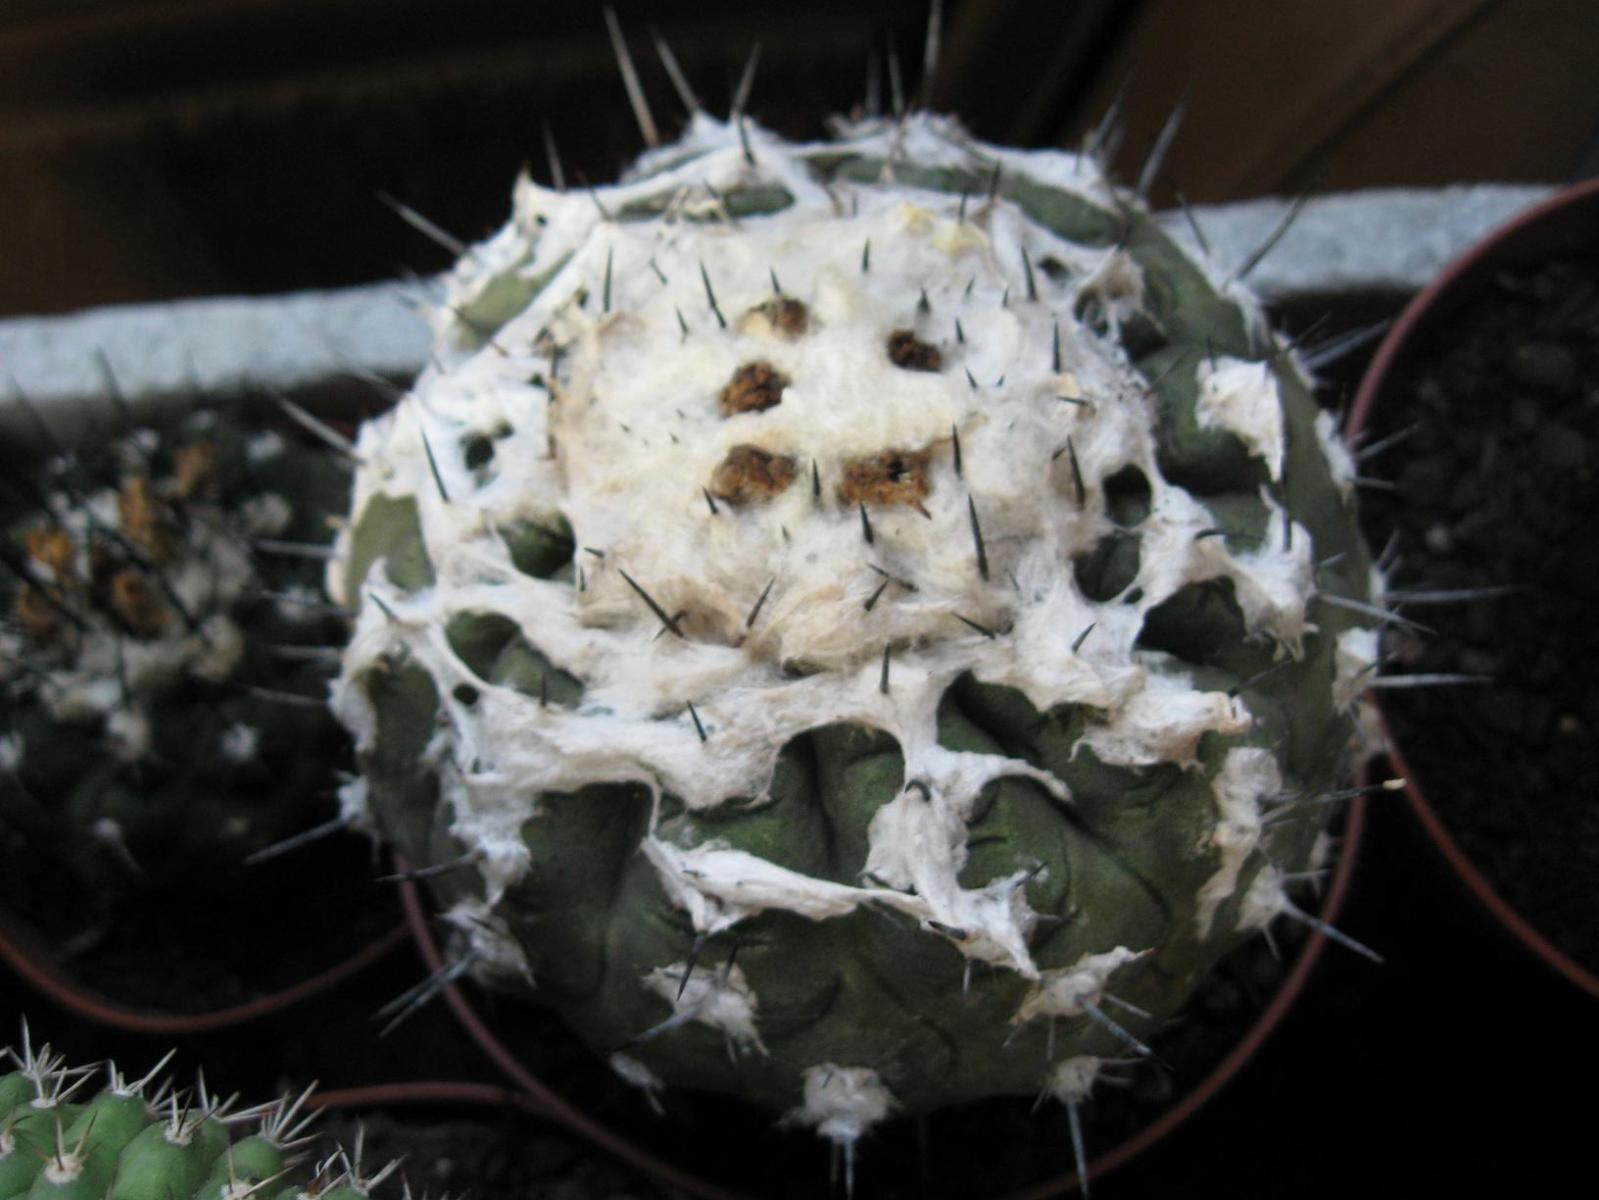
[
  {"xmin": 785, "ymin": 1065, "xmax": 897, "ymax": 1149},
  {"xmin": 642, "ymin": 961, "xmax": 768, "ymax": 1057}
]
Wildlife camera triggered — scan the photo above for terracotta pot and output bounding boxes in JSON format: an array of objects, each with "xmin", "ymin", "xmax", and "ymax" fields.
[
  {"xmin": 1348, "ymin": 176, "xmax": 1599, "ymax": 1001},
  {"xmin": 0, "ymin": 893, "xmax": 409, "ymax": 1036},
  {"xmin": 395, "ymin": 785, "xmax": 1369, "ymax": 1199},
  {"xmin": 0, "ymin": 787, "xmax": 409, "ymax": 1036}
]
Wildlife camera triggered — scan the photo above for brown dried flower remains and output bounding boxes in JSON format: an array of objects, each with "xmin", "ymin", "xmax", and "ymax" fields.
[
  {"xmin": 118, "ymin": 477, "xmax": 173, "ymax": 561},
  {"xmin": 173, "ymin": 441, "xmax": 219, "ymax": 500},
  {"xmin": 24, "ymin": 527, "xmax": 76, "ymax": 584},
  {"xmin": 14, "ymin": 586, "xmax": 59, "ymax": 643},
  {"xmin": 711, "ymin": 445, "xmax": 799, "ymax": 505},
  {"xmin": 720, "ymin": 361, "xmax": 789, "ymax": 417},
  {"xmin": 740, "ymin": 296, "xmax": 811, "ymax": 339},
  {"xmin": 109, "ymin": 568, "xmax": 167, "ymax": 638},
  {"xmin": 885, "ymin": 330, "xmax": 942, "ymax": 372},
  {"xmin": 837, "ymin": 449, "xmax": 932, "ymax": 508}
]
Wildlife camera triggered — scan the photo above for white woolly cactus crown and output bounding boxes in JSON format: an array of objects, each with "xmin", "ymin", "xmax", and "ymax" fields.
[{"xmin": 329, "ymin": 105, "xmax": 1378, "ymax": 1163}]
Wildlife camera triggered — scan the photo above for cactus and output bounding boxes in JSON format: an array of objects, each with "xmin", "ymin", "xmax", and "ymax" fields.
[
  {"xmin": 0, "ymin": 410, "xmax": 351, "ymax": 902},
  {"xmin": 329, "ymin": 104, "xmax": 1379, "ymax": 1171},
  {"xmin": 0, "ymin": 1025, "xmax": 397, "ymax": 1200}
]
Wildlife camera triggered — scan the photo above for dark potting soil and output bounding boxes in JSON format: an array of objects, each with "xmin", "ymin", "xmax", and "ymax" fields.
[
  {"xmin": 1358, "ymin": 252, "xmax": 1599, "ymax": 974},
  {"xmin": 316, "ymin": 1111, "xmax": 663, "ymax": 1200},
  {"xmin": 1, "ymin": 822, "xmax": 401, "ymax": 1013}
]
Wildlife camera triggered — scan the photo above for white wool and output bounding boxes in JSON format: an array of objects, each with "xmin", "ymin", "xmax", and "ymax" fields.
[
  {"xmin": 272, "ymin": 583, "xmax": 331, "ymax": 624},
  {"xmin": 1195, "ymin": 357, "xmax": 1285, "ymax": 481},
  {"xmin": 642, "ymin": 961, "xmax": 767, "ymax": 1055},
  {"xmin": 1194, "ymin": 747, "xmax": 1278, "ymax": 936},
  {"xmin": 1236, "ymin": 864, "xmax": 1288, "ymax": 933},
  {"xmin": 1078, "ymin": 664, "xmax": 1250, "ymax": 769},
  {"xmin": 245, "ymin": 429, "xmax": 287, "ymax": 462},
  {"xmin": 105, "ymin": 708, "xmax": 152, "ymax": 763},
  {"xmin": 220, "ymin": 723, "xmax": 260, "ymax": 763},
  {"xmin": 117, "ymin": 429, "xmax": 161, "ymax": 474},
  {"xmin": 1014, "ymin": 946, "xmax": 1144, "ymax": 1024},
  {"xmin": 240, "ymin": 493, "xmax": 294, "ymax": 537},
  {"xmin": 1334, "ymin": 626, "xmax": 1379, "ymax": 711},
  {"xmin": 188, "ymin": 614, "xmax": 247, "ymax": 683},
  {"xmin": 41, "ymin": 1153, "xmax": 88, "ymax": 1186},
  {"xmin": 327, "ymin": 115, "xmax": 1343, "ymax": 1023},
  {"xmin": 1316, "ymin": 408, "xmax": 1357, "ymax": 496},
  {"xmin": 1046, "ymin": 1056, "xmax": 1103, "ymax": 1104},
  {"xmin": 785, "ymin": 1065, "xmax": 897, "ymax": 1146},
  {"xmin": 444, "ymin": 897, "xmax": 534, "ymax": 984}
]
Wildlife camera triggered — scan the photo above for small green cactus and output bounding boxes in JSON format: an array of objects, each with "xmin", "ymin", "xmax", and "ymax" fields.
[
  {"xmin": 0, "ymin": 1025, "xmax": 396, "ymax": 1200},
  {"xmin": 0, "ymin": 410, "xmax": 351, "ymax": 902},
  {"xmin": 330, "ymin": 105, "xmax": 1379, "ymax": 1168}
]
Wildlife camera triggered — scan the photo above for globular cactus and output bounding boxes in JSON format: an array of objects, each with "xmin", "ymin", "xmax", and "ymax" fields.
[
  {"xmin": 0, "ymin": 410, "xmax": 351, "ymax": 900},
  {"xmin": 0, "ymin": 1026, "xmax": 395, "ymax": 1200},
  {"xmin": 329, "ymin": 103, "xmax": 1379, "ymax": 1171}
]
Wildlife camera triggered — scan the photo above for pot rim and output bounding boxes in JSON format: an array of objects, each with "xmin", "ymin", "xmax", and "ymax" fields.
[
  {"xmin": 1347, "ymin": 174, "xmax": 1599, "ymax": 1001},
  {"xmin": 0, "ymin": 900, "xmax": 410, "ymax": 1035},
  {"xmin": 1349, "ymin": 175, "xmax": 1599, "ymax": 434},
  {"xmin": 396, "ymin": 788, "xmax": 1369, "ymax": 1199}
]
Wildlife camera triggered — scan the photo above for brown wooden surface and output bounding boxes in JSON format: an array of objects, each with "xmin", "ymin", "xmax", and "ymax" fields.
[
  {"xmin": 1064, "ymin": 0, "xmax": 1598, "ymax": 204},
  {"xmin": 2, "ymin": 2, "xmax": 1593, "ymax": 317},
  {"xmin": 0, "ymin": 2, "xmax": 957, "ymax": 315}
]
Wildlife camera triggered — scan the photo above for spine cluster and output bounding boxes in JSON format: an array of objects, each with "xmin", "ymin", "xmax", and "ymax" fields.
[{"xmin": 0, "ymin": 1027, "xmax": 394, "ymax": 1200}]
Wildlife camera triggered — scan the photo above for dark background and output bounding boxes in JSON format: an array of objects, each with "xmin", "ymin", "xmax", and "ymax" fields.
[
  {"xmin": 2, "ymin": 2, "xmax": 1595, "ymax": 1197},
  {"xmin": 2, "ymin": 0, "xmax": 1596, "ymax": 316}
]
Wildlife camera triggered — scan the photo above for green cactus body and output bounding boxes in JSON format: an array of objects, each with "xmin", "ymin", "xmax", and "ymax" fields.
[
  {"xmin": 331, "ymin": 113, "xmax": 1378, "ymax": 1150},
  {"xmin": 0, "ymin": 1034, "xmax": 376, "ymax": 1200},
  {"xmin": 0, "ymin": 413, "xmax": 351, "ymax": 898}
]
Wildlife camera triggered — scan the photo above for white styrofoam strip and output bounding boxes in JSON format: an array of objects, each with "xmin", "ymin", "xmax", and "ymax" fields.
[
  {"xmin": 1158, "ymin": 184, "xmax": 1555, "ymax": 299},
  {"xmin": 0, "ymin": 279, "xmax": 436, "ymax": 446},
  {"xmin": 0, "ymin": 184, "xmax": 1556, "ymax": 447}
]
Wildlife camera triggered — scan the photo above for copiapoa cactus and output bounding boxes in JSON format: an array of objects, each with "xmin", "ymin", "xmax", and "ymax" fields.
[
  {"xmin": 0, "ymin": 409, "xmax": 351, "ymax": 903},
  {"xmin": 0, "ymin": 1025, "xmax": 397, "ymax": 1200},
  {"xmin": 329, "ymin": 80, "xmax": 1382, "ymax": 1186}
]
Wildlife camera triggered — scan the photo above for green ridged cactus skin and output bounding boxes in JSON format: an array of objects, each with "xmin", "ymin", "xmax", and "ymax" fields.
[
  {"xmin": 0, "ymin": 412, "xmax": 350, "ymax": 898},
  {"xmin": 331, "ymin": 114, "xmax": 1378, "ymax": 1145},
  {"xmin": 0, "ymin": 1030, "xmax": 388, "ymax": 1200}
]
